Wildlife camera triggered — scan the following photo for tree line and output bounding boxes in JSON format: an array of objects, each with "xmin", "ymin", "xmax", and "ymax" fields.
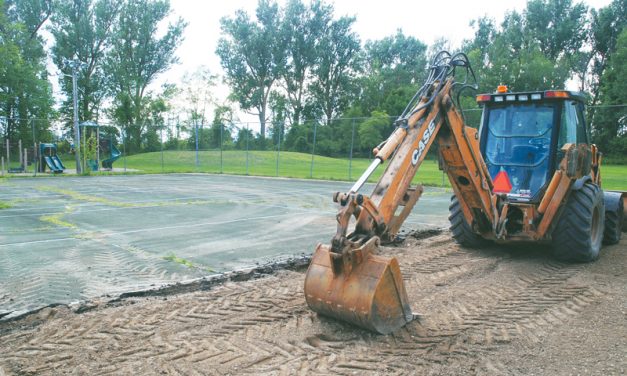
[
  {"xmin": 0, "ymin": 0, "xmax": 185, "ymax": 153},
  {"xmin": 0, "ymin": 0, "xmax": 625, "ymax": 158}
]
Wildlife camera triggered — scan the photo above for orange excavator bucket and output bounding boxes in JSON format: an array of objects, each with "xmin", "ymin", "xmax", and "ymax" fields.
[{"xmin": 304, "ymin": 237, "xmax": 414, "ymax": 334}]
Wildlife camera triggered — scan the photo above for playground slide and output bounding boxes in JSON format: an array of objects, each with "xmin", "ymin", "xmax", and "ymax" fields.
[
  {"xmin": 44, "ymin": 156, "xmax": 62, "ymax": 173},
  {"xmin": 102, "ymin": 144, "xmax": 121, "ymax": 169},
  {"xmin": 51, "ymin": 155, "xmax": 65, "ymax": 170}
]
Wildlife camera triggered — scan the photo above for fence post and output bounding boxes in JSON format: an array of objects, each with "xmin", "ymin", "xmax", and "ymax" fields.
[
  {"xmin": 1, "ymin": 156, "xmax": 4, "ymax": 175},
  {"xmin": 349, "ymin": 118, "xmax": 356, "ymax": 180},
  {"xmin": 82, "ymin": 125, "xmax": 86, "ymax": 173},
  {"xmin": 94, "ymin": 124, "xmax": 99, "ymax": 170},
  {"xmin": 6, "ymin": 139, "xmax": 9, "ymax": 168},
  {"xmin": 18, "ymin": 139, "xmax": 22, "ymax": 168},
  {"xmin": 30, "ymin": 119, "xmax": 37, "ymax": 169},
  {"xmin": 245, "ymin": 123, "xmax": 250, "ymax": 175},
  {"xmin": 123, "ymin": 127, "xmax": 127, "ymax": 173},
  {"xmin": 160, "ymin": 125, "xmax": 164, "ymax": 173},
  {"xmin": 310, "ymin": 121, "xmax": 317, "ymax": 178},
  {"xmin": 31, "ymin": 119, "xmax": 37, "ymax": 176},
  {"xmin": 37, "ymin": 142, "xmax": 41, "ymax": 174},
  {"xmin": 176, "ymin": 115, "xmax": 180, "ymax": 148},
  {"xmin": 23, "ymin": 148, "xmax": 27, "ymax": 173},
  {"xmin": 194, "ymin": 122, "xmax": 199, "ymax": 168},
  {"xmin": 220, "ymin": 122, "xmax": 223, "ymax": 174},
  {"xmin": 33, "ymin": 142, "xmax": 37, "ymax": 176},
  {"xmin": 276, "ymin": 123, "xmax": 281, "ymax": 177}
]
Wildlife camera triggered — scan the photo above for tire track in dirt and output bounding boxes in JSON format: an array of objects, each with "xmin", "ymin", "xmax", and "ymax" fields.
[
  {"xmin": 266, "ymin": 259, "xmax": 596, "ymax": 375},
  {"xmin": 192, "ymin": 247, "xmax": 597, "ymax": 374},
  {"xmin": 0, "ymin": 234, "xmax": 611, "ymax": 375},
  {"xmin": 0, "ymin": 274, "xmax": 309, "ymax": 374}
]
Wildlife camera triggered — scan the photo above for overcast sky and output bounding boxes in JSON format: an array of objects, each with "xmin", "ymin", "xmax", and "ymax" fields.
[
  {"xmin": 164, "ymin": 0, "xmax": 611, "ymax": 84},
  {"xmin": 147, "ymin": 0, "xmax": 611, "ymax": 123},
  {"xmin": 167, "ymin": 0, "xmax": 534, "ymax": 79}
]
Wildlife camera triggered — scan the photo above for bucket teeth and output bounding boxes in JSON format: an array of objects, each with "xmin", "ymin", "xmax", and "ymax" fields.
[{"xmin": 304, "ymin": 242, "xmax": 414, "ymax": 334}]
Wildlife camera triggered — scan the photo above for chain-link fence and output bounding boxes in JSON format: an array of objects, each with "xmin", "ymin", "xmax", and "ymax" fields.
[{"xmin": 1, "ymin": 105, "xmax": 625, "ymax": 181}]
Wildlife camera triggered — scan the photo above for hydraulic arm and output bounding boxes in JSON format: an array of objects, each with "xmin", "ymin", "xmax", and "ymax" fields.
[{"xmin": 304, "ymin": 52, "xmax": 500, "ymax": 334}]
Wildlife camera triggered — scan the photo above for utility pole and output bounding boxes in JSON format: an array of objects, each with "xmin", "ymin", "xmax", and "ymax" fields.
[{"xmin": 68, "ymin": 58, "xmax": 82, "ymax": 174}]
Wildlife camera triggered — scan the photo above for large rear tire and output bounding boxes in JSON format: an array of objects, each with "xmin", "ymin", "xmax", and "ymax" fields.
[
  {"xmin": 603, "ymin": 196, "xmax": 623, "ymax": 245},
  {"xmin": 448, "ymin": 196, "xmax": 490, "ymax": 248},
  {"xmin": 552, "ymin": 184, "xmax": 605, "ymax": 262}
]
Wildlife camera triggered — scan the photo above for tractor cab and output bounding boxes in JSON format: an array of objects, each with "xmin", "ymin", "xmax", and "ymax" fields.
[{"xmin": 476, "ymin": 86, "xmax": 589, "ymax": 202}]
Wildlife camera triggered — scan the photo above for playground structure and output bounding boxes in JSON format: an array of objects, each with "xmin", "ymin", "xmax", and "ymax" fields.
[
  {"xmin": 89, "ymin": 134, "xmax": 121, "ymax": 171},
  {"xmin": 80, "ymin": 122, "xmax": 122, "ymax": 171},
  {"xmin": 1, "ymin": 122, "xmax": 123, "ymax": 175},
  {"xmin": 39, "ymin": 143, "xmax": 65, "ymax": 173},
  {"xmin": 2, "ymin": 139, "xmax": 33, "ymax": 174}
]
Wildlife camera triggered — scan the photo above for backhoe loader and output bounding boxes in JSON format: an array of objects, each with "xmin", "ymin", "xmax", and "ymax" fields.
[{"xmin": 304, "ymin": 51, "xmax": 626, "ymax": 334}]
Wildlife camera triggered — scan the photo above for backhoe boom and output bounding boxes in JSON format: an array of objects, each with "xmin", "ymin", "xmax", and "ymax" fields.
[{"xmin": 304, "ymin": 53, "xmax": 498, "ymax": 334}]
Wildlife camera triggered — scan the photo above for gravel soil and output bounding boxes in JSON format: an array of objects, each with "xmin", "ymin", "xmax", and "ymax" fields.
[{"xmin": 0, "ymin": 231, "xmax": 625, "ymax": 375}]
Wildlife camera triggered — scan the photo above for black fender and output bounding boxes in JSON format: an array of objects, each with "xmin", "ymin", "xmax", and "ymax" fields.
[
  {"xmin": 603, "ymin": 190, "xmax": 627, "ymax": 232},
  {"xmin": 603, "ymin": 191, "xmax": 623, "ymax": 212},
  {"xmin": 572, "ymin": 175, "xmax": 592, "ymax": 191}
]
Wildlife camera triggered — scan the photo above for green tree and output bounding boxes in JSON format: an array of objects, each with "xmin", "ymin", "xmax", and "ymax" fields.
[
  {"xmin": 5, "ymin": 0, "xmax": 51, "ymax": 38},
  {"xmin": 525, "ymin": 0, "xmax": 591, "ymax": 93},
  {"xmin": 187, "ymin": 104, "xmax": 235, "ymax": 150},
  {"xmin": 588, "ymin": 0, "xmax": 627, "ymax": 104},
  {"xmin": 593, "ymin": 29, "xmax": 627, "ymax": 156},
  {"xmin": 180, "ymin": 66, "xmax": 216, "ymax": 128},
  {"xmin": 106, "ymin": 0, "xmax": 186, "ymax": 153},
  {"xmin": 234, "ymin": 127, "xmax": 254, "ymax": 150},
  {"xmin": 144, "ymin": 94, "xmax": 169, "ymax": 152},
  {"xmin": 358, "ymin": 111, "xmax": 389, "ymax": 153},
  {"xmin": 268, "ymin": 92, "xmax": 287, "ymax": 147},
  {"xmin": 154, "ymin": 82, "xmax": 181, "ymax": 149},
  {"xmin": 284, "ymin": 122, "xmax": 312, "ymax": 153},
  {"xmin": 280, "ymin": 0, "xmax": 331, "ymax": 126},
  {"xmin": 309, "ymin": 13, "xmax": 360, "ymax": 125},
  {"xmin": 360, "ymin": 30, "xmax": 428, "ymax": 116},
  {"xmin": 216, "ymin": 0, "xmax": 286, "ymax": 139},
  {"xmin": 0, "ymin": 0, "xmax": 54, "ymax": 145},
  {"xmin": 50, "ymin": 0, "xmax": 120, "ymax": 125},
  {"xmin": 209, "ymin": 105, "xmax": 234, "ymax": 149},
  {"xmin": 525, "ymin": 0, "xmax": 588, "ymax": 60},
  {"xmin": 466, "ymin": 10, "xmax": 570, "ymax": 93}
]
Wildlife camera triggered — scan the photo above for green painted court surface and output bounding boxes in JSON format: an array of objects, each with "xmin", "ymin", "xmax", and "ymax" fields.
[{"xmin": 0, "ymin": 174, "xmax": 450, "ymax": 319}]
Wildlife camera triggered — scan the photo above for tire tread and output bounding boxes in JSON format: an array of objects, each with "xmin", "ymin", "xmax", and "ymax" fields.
[
  {"xmin": 448, "ymin": 196, "xmax": 490, "ymax": 248},
  {"xmin": 552, "ymin": 184, "xmax": 604, "ymax": 262}
]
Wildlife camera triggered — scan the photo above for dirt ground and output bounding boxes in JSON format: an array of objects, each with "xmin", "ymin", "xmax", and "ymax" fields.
[{"xmin": 0, "ymin": 231, "xmax": 625, "ymax": 375}]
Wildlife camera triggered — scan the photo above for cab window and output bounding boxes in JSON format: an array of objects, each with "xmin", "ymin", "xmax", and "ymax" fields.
[
  {"xmin": 559, "ymin": 101, "xmax": 586, "ymax": 146},
  {"xmin": 482, "ymin": 103, "xmax": 555, "ymax": 200}
]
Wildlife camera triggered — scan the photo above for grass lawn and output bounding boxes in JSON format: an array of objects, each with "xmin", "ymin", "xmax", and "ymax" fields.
[
  {"xmin": 598, "ymin": 165, "xmax": 626, "ymax": 191},
  {"xmin": 118, "ymin": 150, "xmax": 450, "ymax": 187},
  {"xmin": 117, "ymin": 150, "xmax": 626, "ymax": 190},
  {"xmin": 26, "ymin": 149, "xmax": 626, "ymax": 191}
]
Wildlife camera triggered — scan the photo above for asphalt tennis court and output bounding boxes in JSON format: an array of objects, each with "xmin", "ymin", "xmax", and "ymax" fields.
[{"xmin": 0, "ymin": 174, "xmax": 450, "ymax": 319}]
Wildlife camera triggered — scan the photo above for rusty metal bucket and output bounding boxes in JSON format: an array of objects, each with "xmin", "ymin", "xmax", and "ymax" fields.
[{"xmin": 304, "ymin": 238, "xmax": 414, "ymax": 334}]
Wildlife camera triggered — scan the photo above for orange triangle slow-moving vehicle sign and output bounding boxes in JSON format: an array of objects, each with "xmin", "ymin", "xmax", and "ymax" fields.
[{"xmin": 493, "ymin": 170, "xmax": 513, "ymax": 193}]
